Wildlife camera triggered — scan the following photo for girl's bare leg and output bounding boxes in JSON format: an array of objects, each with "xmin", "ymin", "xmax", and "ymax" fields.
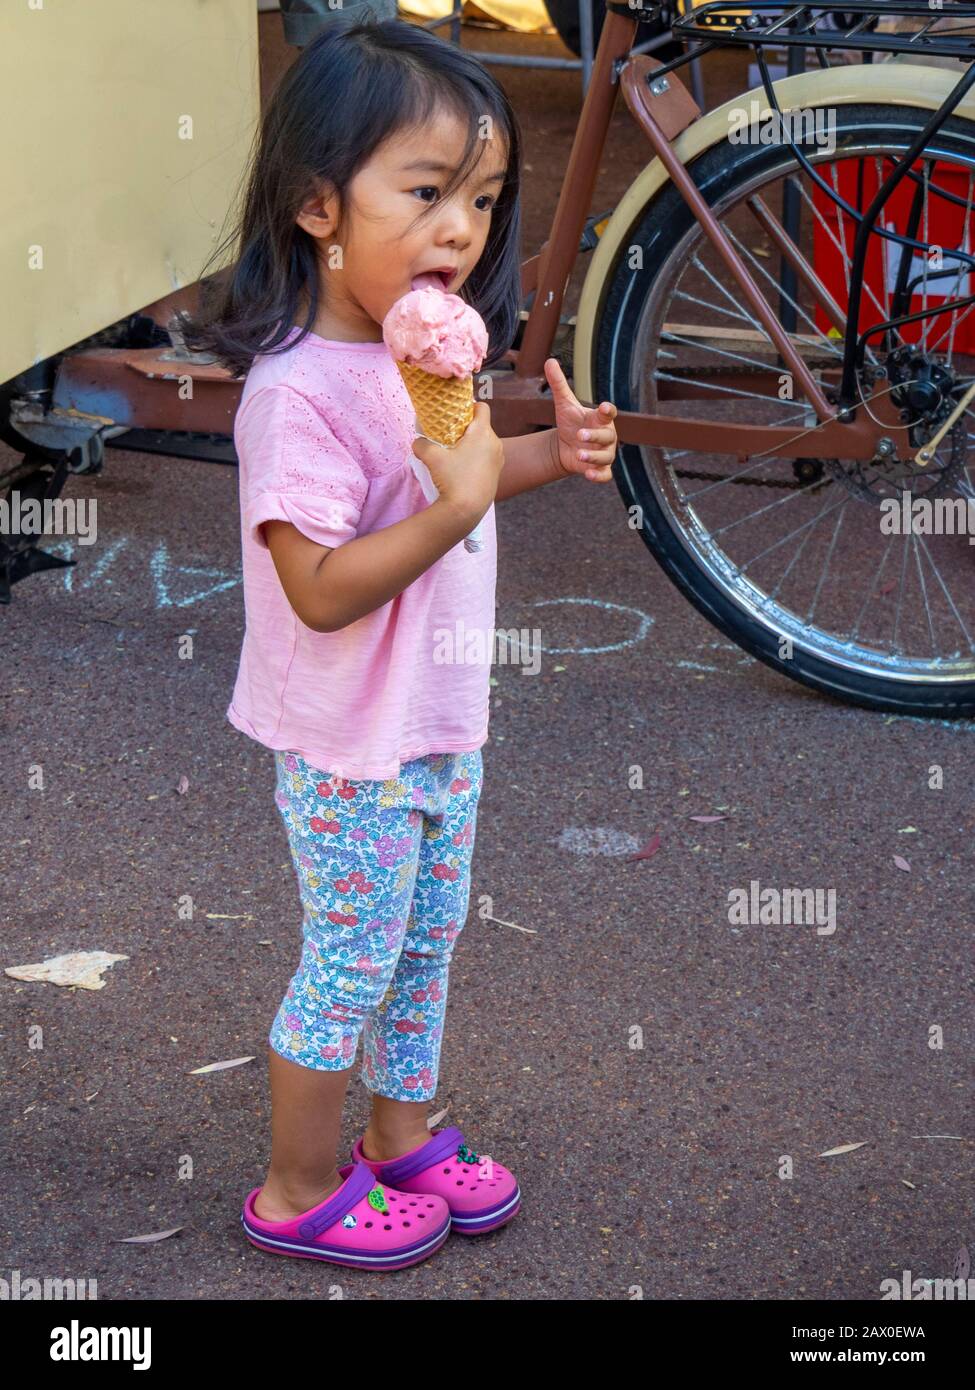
[
  {"xmin": 253, "ymin": 1047, "xmax": 353, "ymax": 1222},
  {"xmin": 361, "ymin": 1095, "xmax": 433, "ymax": 1161}
]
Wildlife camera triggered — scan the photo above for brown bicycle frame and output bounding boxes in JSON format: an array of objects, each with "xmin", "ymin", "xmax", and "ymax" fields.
[{"xmin": 489, "ymin": 10, "xmax": 903, "ymax": 464}]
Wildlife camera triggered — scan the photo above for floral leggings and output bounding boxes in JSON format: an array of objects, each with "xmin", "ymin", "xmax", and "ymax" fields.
[{"xmin": 268, "ymin": 747, "xmax": 484, "ymax": 1101}]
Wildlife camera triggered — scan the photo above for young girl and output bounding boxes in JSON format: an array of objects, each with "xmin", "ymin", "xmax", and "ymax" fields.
[{"xmin": 182, "ymin": 14, "xmax": 617, "ymax": 1272}]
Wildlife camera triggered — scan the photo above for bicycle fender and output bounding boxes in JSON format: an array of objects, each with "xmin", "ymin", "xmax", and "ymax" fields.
[{"xmin": 573, "ymin": 62, "xmax": 975, "ymax": 405}]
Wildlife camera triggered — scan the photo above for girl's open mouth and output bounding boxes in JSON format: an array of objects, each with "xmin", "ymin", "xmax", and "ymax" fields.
[{"xmin": 410, "ymin": 270, "xmax": 454, "ymax": 293}]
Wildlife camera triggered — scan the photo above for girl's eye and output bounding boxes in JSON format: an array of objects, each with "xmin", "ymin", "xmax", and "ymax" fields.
[{"xmin": 411, "ymin": 187, "xmax": 495, "ymax": 212}]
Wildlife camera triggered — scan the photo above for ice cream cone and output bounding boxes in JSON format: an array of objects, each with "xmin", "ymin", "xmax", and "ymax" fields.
[
  {"xmin": 383, "ymin": 282, "xmax": 488, "ymax": 552},
  {"xmin": 395, "ymin": 362, "xmax": 474, "ymax": 447}
]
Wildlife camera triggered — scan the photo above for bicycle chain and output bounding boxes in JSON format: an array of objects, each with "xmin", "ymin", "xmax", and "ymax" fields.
[{"xmin": 672, "ymin": 467, "xmax": 811, "ymax": 489}]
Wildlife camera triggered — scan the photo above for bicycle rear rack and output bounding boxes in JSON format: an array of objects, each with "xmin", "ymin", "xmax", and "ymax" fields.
[{"xmin": 672, "ymin": 2, "xmax": 975, "ymax": 62}]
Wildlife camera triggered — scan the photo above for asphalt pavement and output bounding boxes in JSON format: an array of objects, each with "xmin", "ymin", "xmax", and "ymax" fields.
[{"xmin": 3, "ymin": 419, "xmax": 973, "ymax": 1300}]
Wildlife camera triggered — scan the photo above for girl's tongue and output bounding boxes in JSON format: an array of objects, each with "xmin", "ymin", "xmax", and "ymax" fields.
[{"xmin": 411, "ymin": 272, "xmax": 447, "ymax": 293}]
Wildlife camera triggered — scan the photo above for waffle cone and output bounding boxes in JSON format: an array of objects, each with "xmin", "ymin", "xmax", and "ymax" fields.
[{"xmin": 396, "ymin": 361, "xmax": 474, "ymax": 447}]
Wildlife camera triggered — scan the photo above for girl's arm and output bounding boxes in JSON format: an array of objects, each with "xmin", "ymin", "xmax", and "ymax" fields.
[
  {"xmin": 263, "ymin": 496, "xmax": 479, "ymax": 633},
  {"xmin": 265, "ymin": 401, "xmax": 505, "ymax": 633},
  {"xmin": 494, "ymin": 429, "xmax": 564, "ymax": 502}
]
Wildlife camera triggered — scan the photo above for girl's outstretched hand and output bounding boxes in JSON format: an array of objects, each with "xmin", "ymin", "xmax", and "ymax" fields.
[{"xmin": 543, "ymin": 357, "xmax": 619, "ymax": 483}]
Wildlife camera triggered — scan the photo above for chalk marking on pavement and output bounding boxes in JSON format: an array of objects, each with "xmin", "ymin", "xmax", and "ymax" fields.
[
  {"xmin": 872, "ymin": 712, "xmax": 975, "ymax": 734},
  {"xmin": 46, "ymin": 538, "xmax": 129, "ymax": 593},
  {"xmin": 149, "ymin": 542, "xmax": 241, "ymax": 608},
  {"xmin": 528, "ymin": 596, "xmax": 654, "ymax": 654},
  {"xmin": 42, "ymin": 536, "xmax": 241, "ymax": 609}
]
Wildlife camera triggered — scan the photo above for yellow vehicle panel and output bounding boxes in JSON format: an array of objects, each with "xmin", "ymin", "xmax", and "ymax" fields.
[{"xmin": 2, "ymin": 0, "xmax": 258, "ymax": 385}]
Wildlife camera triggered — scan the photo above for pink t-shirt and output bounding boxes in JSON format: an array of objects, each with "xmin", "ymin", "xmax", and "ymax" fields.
[{"xmin": 226, "ymin": 325, "xmax": 497, "ymax": 780}]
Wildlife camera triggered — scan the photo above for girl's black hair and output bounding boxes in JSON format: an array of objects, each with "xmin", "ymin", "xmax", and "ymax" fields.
[{"xmin": 179, "ymin": 13, "xmax": 523, "ymax": 378}]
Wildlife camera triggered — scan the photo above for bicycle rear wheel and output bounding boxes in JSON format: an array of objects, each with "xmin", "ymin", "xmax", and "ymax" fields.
[{"xmin": 596, "ymin": 102, "xmax": 975, "ymax": 715}]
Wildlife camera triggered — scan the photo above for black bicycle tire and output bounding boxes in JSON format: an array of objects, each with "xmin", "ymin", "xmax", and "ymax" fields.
[{"xmin": 594, "ymin": 102, "xmax": 975, "ymax": 716}]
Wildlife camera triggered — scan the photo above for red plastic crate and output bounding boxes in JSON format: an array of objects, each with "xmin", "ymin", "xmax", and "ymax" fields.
[{"xmin": 812, "ymin": 156, "xmax": 975, "ymax": 356}]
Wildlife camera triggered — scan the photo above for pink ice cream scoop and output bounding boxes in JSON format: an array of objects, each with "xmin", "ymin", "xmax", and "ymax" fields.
[{"xmin": 382, "ymin": 275, "xmax": 488, "ymax": 378}]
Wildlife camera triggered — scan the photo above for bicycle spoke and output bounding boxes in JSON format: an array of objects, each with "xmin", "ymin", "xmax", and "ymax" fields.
[
  {"xmin": 943, "ymin": 168, "xmax": 974, "ymax": 365},
  {"xmin": 671, "ymin": 285, "xmax": 756, "ymax": 327},
  {"xmin": 658, "ymin": 332, "xmax": 816, "ymax": 380},
  {"xmin": 691, "ymin": 254, "xmax": 768, "ymax": 336},
  {"xmin": 806, "ymin": 498, "xmax": 848, "ymax": 626},
  {"xmin": 849, "ymin": 534, "xmax": 897, "ymax": 641},
  {"xmin": 766, "ymin": 489, "xmax": 848, "ymax": 597},
  {"xmin": 723, "ymin": 224, "xmax": 844, "ymax": 359},
  {"xmin": 873, "ymin": 157, "xmax": 893, "ymax": 327},
  {"xmin": 891, "ymin": 528, "xmax": 912, "ymax": 656},
  {"xmin": 921, "ymin": 161, "xmax": 931, "ymax": 355},
  {"xmin": 710, "ymin": 476, "xmax": 848, "ymax": 542},
  {"xmin": 914, "ymin": 532, "xmax": 975, "ymax": 650},
  {"xmin": 733, "ymin": 490, "xmax": 851, "ymax": 567},
  {"xmin": 653, "ymin": 368, "xmax": 811, "ymax": 409},
  {"xmin": 905, "ymin": 530, "xmax": 934, "ymax": 655},
  {"xmin": 792, "ymin": 169, "xmax": 887, "ymax": 352}
]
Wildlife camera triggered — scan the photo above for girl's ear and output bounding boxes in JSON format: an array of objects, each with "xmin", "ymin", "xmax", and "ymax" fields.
[{"xmin": 296, "ymin": 185, "xmax": 339, "ymax": 239}]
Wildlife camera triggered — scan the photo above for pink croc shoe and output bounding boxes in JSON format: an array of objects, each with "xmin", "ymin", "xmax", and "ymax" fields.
[
  {"xmin": 351, "ymin": 1126, "xmax": 520, "ymax": 1236},
  {"xmin": 241, "ymin": 1160, "xmax": 450, "ymax": 1270}
]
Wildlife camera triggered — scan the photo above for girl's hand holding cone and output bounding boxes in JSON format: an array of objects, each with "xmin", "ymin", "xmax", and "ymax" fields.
[{"xmin": 411, "ymin": 400, "xmax": 504, "ymax": 528}]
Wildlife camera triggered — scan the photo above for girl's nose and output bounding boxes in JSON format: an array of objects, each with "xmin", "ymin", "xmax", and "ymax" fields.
[{"xmin": 434, "ymin": 202, "xmax": 473, "ymax": 246}]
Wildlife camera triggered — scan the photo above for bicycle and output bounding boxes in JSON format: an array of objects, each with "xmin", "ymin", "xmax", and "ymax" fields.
[{"xmin": 489, "ymin": 1, "xmax": 975, "ymax": 716}]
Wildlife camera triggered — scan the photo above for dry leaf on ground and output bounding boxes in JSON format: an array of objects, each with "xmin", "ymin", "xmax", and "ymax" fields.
[
  {"xmin": 117, "ymin": 1227, "xmax": 183, "ymax": 1243},
  {"xmin": 625, "ymin": 831, "xmax": 662, "ymax": 863},
  {"xmin": 187, "ymin": 1056, "xmax": 256, "ymax": 1075}
]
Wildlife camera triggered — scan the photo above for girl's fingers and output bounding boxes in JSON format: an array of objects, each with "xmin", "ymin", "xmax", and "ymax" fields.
[
  {"xmin": 580, "ymin": 448, "xmax": 616, "ymax": 474},
  {"xmin": 577, "ymin": 440, "xmax": 619, "ymax": 464},
  {"xmin": 545, "ymin": 357, "xmax": 579, "ymax": 405},
  {"xmin": 573, "ymin": 402, "xmax": 617, "ymax": 436},
  {"xmin": 568, "ymin": 397, "xmax": 618, "ymax": 469}
]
